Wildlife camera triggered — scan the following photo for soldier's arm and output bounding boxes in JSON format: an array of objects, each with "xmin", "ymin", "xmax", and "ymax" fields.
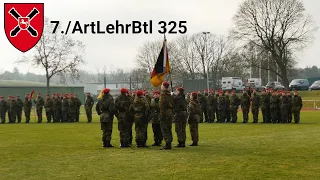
[
  {"xmin": 96, "ymin": 101, "xmax": 101, "ymax": 115},
  {"xmin": 299, "ymin": 97, "xmax": 303, "ymax": 108}
]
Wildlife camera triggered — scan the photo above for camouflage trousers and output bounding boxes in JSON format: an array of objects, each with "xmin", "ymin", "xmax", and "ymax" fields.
[
  {"xmin": 62, "ymin": 110, "xmax": 69, "ymax": 122},
  {"xmin": 261, "ymin": 106, "xmax": 269, "ymax": 123},
  {"xmin": 128, "ymin": 121, "xmax": 134, "ymax": 144},
  {"xmin": 152, "ymin": 123, "xmax": 163, "ymax": 142},
  {"xmin": 217, "ymin": 109, "xmax": 225, "ymax": 123},
  {"xmin": 251, "ymin": 106, "xmax": 259, "ymax": 123},
  {"xmin": 85, "ymin": 108, "xmax": 92, "ymax": 122},
  {"xmin": 9, "ymin": 111, "xmax": 16, "ymax": 123},
  {"xmin": 215, "ymin": 108, "xmax": 219, "ymax": 122},
  {"xmin": 207, "ymin": 106, "xmax": 215, "ymax": 123},
  {"xmin": 36, "ymin": 108, "xmax": 43, "ymax": 123},
  {"xmin": 160, "ymin": 120, "xmax": 173, "ymax": 143},
  {"xmin": 174, "ymin": 111, "xmax": 187, "ymax": 143},
  {"xmin": 225, "ymin": 108, "xmax": 231, "ymax": 122},
  {"xmin": 281, "ymin": 107, "xmax": 288, "ymax": 123},
  {"xmin": 242, "ymin": 108, "xmax": 249, "ymax": 123},
  {"xmin": 292, "ymin": 108, "xmax": 301, "ymax": 123},
  {"xmin": 53, "ymin": 110, "xmax": 62, "ymax": 122},
  {"xmin": 230, "ymin": 106, "xmax": 238, "ymax": 123},
  {"xmin": 118, "ymin": 114, "xmax": 131, "ymax": 144},
  {"xmin": 101, "ymin": 121, "xmax": 113, "ymax": 141},
  {"xmin": 287, "ymin": 106, "xmax": 292, "ymax": 123},
  {"xmin": 24, "ymin": 109, "xmax": 31, "ymax": 123},
  {"xmin": 270, "ymin": 108, "xmax": 279, "ymax": 123},
  {"xmin": 0, "ymin": 112, "xmax": 6, "ymax": 123},
  {"xmin": 69, "ymin": 111, "xmax": 76, "ymax": 122},
  {"xmin": 189, "ymin": 122, "xmax": 199, "ymax": 143},
  {"xmin": 17, "ymin": 110, "xmax": 22, "ymax": 123},
  {"xmin": 75, "ymin": 109, "xmax": 80, "ymax": 122},
  {"xmin": 201, "ymin": 107, "xmax": 208, "ymax": 122},
  {"xmin": 135, "ymin": 122, "xmax": 148, "ymax": 143}
]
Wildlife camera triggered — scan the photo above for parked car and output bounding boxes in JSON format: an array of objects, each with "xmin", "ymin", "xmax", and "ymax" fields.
[
  {"xmin": 289, "ymin": 79, "xmax": 310, "ymax": 91},
  {"xmin": 221, "ymin": 77, "xmax": 245, "ymax": 92},
  {"xmin": 265, "ymin": 81, "xmax": 285, "ymax": 90},
  {"xmin": 309, "ymin": 80, "xmax": 320, "ymax": 90}
]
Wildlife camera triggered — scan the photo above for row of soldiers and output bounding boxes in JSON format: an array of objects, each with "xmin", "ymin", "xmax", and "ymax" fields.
[
  {"xmin": 96, "ymin": 82, "xmax": 201, "ymax": 150},
  {"xmin": 186, "ymin": 88, "xmax": 303, "ymax": 124},
  {"xmin": 0, "ymin": 93, "xmax": 95, "ymax": 124}
]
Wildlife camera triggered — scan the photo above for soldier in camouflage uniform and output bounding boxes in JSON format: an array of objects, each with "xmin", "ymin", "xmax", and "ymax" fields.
[
  {"xmin": 96, "ymin": 88, "xmax": 116, "ymax": 148},
  {"xmin": 186, "ymin": 92, "xmax": 191, "ymax": 104},
  {"xmin": 260, "ymin": 90, "xmax": 269, "ymax": 123},
  {"xmin": 292, "ymin": 90, "xmax": 302, "ymax": 123},
  {"xmin": 203, "ymin": 89, "xmax": 209, "ymax": 122},
  {"xmin": 73, "ymin": 94, "xmax": 82, "ymax": 122},
  {"xmin": 159, "ymin": 81, "xmax": 174, "ymax": 150},
  {"xmin": 7, "ymin": 96, "xmax": 12, "ymax": 123},
  {"xmin": 197, "ymin": 90, "xmax": 207, "ymax": 123},
  {"xmin": 52, "ymin": 94, "xmax": 62, "ymax": 123},
  {"xmin": 277, "ymin": 91, "xmax": 282, "ymax": 123},
  {"xmin": 9, "ymin": 96, "xmax": 17, "ymax": 123},
  {"xmin": 187, "ymin": 92, "xmax": 201, "ymax": 146},
  {"xmin": 225, "ymin": 91, "xmax": 231, "ymax": 123},
  {"xmin": 23, "ymin": 94, "xmax": 32, "ymax": 123},
  {"xmin": 266, "ymin": 89, "xmax": 272, "ymax": 123},
  {"xmin": 16, "ymin": 96, "xmax": 23, "ymax": 123},
  {"xmin": 270, "ymin": 91, "xmax": 280, "ymax": 123},
  {"xmin": 173, "ymin": 87, "xmax": 188, "ymax": 148},
  {"xmin": 206, "ymin": 89, "xmax": 215, "ymax": 123},
  {"xmin": 241, "ymin": 89, "xmax": 250, "ymax": 123},
  {"xmin": 85, "ymin": 92, "xmax": 94, "ymax": 123},
  {"xmin": 62, "ymin": 94, "xmax": 70, "ymax": 122},
  {"xmin": 115, "ymin": 88, "xmax": 132, "ymax": 148},
  {"xmin": 44, "ymin": 94, "xmax": 53, "ymax": 123},
  {"xmin": 68, "ymin": 95, "xmax": 77, "ymax": 122},
  {"xmin": 127, "ymin": 91, "xmax": 134, "ymax": 146},
  {"xmin": 129, "ymin": 90, "xmax": 150, "ymax": 147},
  {"xmin": 34, "ymin": 93, "xmax": 45, "ymax": 123},
  {"xmin": 0, "ymin": 96, "xmax": 8, "ymax": 123},
  {"xmin": 150, "ymin": 91, "xmax": 162, "ymax": 146},
  {"xmin": 230, "ymin": 90, "xmax": 240, "ymax": 123},
  {"xmin": 251, "ymin": 89, "xmax": 260, "ymax": 123},
  {"xmin": 214, "ymin": 90, "xmax": 219, "ymax": 122},
  {"xmin": 217, "ymin": 90, "xmax": 226, "ymax": 123},
  {"xmin": 280, "ymin": 91, "xmax": 289, "ymax": 123},
  {"xmin": 287, "ymin": 91, "xmax": 293, "ymax": 123}
]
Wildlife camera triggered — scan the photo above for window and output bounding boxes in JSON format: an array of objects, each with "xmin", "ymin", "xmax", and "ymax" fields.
[
  {"xmin": 223, "ymin": 82, "xmax": 226, "ymax": 84},
  {"xmin": 238, "ymin": 82, "xmax": 241, "ymax": 85},
  {"xmin": 228, "ymin": 81, "xmax": 231, "ymax": 84}
]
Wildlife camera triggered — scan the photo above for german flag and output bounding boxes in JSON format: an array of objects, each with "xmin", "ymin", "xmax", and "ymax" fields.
[
  {"xmin": 150, "ymin": 38, "xmax": 171, "ymax": 87},
  {"xmin": 97, "ymin": 88, "xmax": 104, "ymax": 100},
  {"xmin": 28, "ymin": 89, "xmax": 34, "ymax": 101}
]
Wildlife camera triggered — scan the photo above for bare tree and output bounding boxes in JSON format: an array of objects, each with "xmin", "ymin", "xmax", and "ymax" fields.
[
  {"xmin": 17, "ymin": 18, "xmax": 86, "ymax": 94},
  {"xmin": 232, "ymin": 0, "xmax": 317, "ymax": 89}
]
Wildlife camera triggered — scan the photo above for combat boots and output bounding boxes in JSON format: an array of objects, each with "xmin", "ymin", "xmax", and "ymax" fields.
[
  {"xmin": 103, "ymin": 141, "xmax": 114, "ymax": 148},
  {"xmin": 175, "ymin": 141, "xmax": 185, "ymax": 148},
  {"xmin": 152, "ymin": 140, "xmax": 161, "ymax": 146},
  {"xmin": 190, "ymin": 142, "xmax": 198, "ymax": 146},
  {"xmin": 161, "ymin": 142, "xmax": 172, "ymax": 150}
]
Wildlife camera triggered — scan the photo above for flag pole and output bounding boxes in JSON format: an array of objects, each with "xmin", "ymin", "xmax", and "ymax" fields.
[{"xmin": 164, "ymin": 33, "xmax": 174, "ymax": 93}]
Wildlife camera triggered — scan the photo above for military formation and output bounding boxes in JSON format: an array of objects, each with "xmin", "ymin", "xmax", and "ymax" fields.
[
  {"xmin": 96, "ymin": 82, "xmax": 201, "ymax": 150},
  {"xmin": 0, "ymin": 92, "xmax": 94, "ymax": 124},
  {"xmin": 186, "ymin": 88, "xmax": 303, "ymax": 124}
]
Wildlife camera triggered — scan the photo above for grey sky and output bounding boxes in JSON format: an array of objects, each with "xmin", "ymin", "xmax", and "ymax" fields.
[{"xmin": 1, "ymin": 0, "xmax": 319, "ymax": 75}]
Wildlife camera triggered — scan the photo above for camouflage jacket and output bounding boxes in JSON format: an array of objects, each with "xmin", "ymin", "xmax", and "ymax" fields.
[
  {"xmin": 150, "ymin": 97, "xmax": 160, "ymax": 124},
  {"xmin": 187, "ymin": 99, "xmax": 201, "ymax": 123},
  {"xmin": 198, "ymin": 94, "xmax": 207, "ymax": 108},
  {"xmin": 115, "ymin": 94, "xmax": 132, "ymax": 119},
  {"xmin": 225, "ymin": 95, "xmax": 230, "ymax": 110},
  {"xmin": 16, "ymin": 99, "xmax": 23, "ymax": 111},
  {"xmin": 292, "ymin": 95, "xmax": 302, "ymax": 110},
  {"xmin": 280, "ymin": 95, "xmax": 289, "ymax": 108},
  {"xmin": 230, "ymin": 94, "xmax": 240, "ymax": 109},
  {"xmin": 206, "ymin": 94, "xmax": 215, "ymax": 108},
  {"xmin": 287, "ymin": 95, "xmax": 292, "ymax": 108},
  {"xmin": 241, "ymin": 93, "xmax": 251, "ymax": 109},
  {"xmin": 96, "ymin": 94, "xmax": 115, "ymax": 122},
  {"xmin": 9, "ymin": 99, "xmax": 17, "ymax": 111},
  {"xmin": 85, "ymin": 96, "xmax": 94, "ymax": 109},
  {"xmin": 68, "ymin": 98, "xmax": 77, "ymax": 113},
  {"xmin": 129, "ymin": 96, "xmax": 149, "ymax": 124},
  {"xmin": 44, "ymin": 98, "xmax": 53, "ymax": 112},
  {"xmin": 270, "ymin": 95, "xmax": 280, "ymax": 109},
  {"xmin": 173, "ymin": 93, "xmax": 187, "ymax": 113},
  {"xmin": 74, "ymin": 98, "xmax": 82, "ymax": 110},
  {"xmin": 53, "ymin": 98, "xmax": 62, "ymax": 111},
  {"xmin": 251, "ymin": 94, "xmax": 260, "ymax": 108},
  {"xmin": 62, "ymin": 99, "xmax": 69, "ymax": 111},
  {"xmin": 260, "ymin": 94, "xmax": 269, "ymax": 108},
  {"xmin": 23, "ymin": 98, "xmax": 32, "ymax": 110},
  {"xmin": 34, "ymin": 97, "xmax": 45, "ymax": 110},
  {"xmin": 0, "ymin": 100, "xmax": 8, "ymax": 113},
  {"xmin": 159, "ymin": 90, "xmax": 173, "ymax": 121},
  {"xmin": 217, "ymin": 96, "xmax": 226, "ymax": 111}
]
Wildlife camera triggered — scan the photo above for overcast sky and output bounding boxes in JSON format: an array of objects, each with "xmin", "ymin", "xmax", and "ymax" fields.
[{"xmin": 1, "ymin": 0, "xmax": 319, "ymax": 75}]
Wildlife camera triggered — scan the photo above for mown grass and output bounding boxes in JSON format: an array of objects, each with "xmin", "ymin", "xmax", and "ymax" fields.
[{"xmin": 0, "ymin": 110, "xmax": 320, "ymax": 180}]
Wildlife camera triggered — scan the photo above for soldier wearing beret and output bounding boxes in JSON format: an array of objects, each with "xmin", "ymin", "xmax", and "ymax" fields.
[
  {"xmin": 34, "ymin": 93, "xmax": 45, "ymax": 123},
  {"xmin": 16, "ymin": 96, "xmax": 23, "ymax": 123},
  {"xmin": 292, "ymin": 90, "xmax": 302, "ymax": 123},
  {"xmin": 173, "ymin": 87, "xmax": 187, "ymax": 148},
  {"xmin": 85, "ymin": 92, "xmax": 94, "ymax": 123},
  {"xmin": 150, "ymin": 91, "xmax": 162, "ymax": 146},
  {"xmin": 44, "ymin": 94, "xmax": 53, "ymax": 123},
  {"xmin": 23, "ymin": 94, "xmax": 32, "ymax": 123},
  {"xmin": 0, "ymin": 96, "xmax": 8, "ymax": 123},
  {"xmin": 187, "ymin": 92, "xmax": 201, "ymax": 146}
]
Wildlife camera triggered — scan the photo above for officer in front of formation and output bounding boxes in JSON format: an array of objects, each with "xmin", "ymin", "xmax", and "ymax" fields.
[{"xmin": 85, "ymin": 92, "xmax": 94, "ymax": 123}]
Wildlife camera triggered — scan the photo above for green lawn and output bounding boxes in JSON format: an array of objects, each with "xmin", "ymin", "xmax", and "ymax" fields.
[{"xmin": 0, "ymin": 110, "xmax": 320, "ymax": 180}]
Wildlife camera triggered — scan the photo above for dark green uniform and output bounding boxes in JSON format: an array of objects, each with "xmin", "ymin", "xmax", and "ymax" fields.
[
  {"xmin": 129, "ymin": 95, "xmax": 149, "ymax": 147},
  {"xmin": 127, "ymin": 95, "xmax": 134, "ymax": 145},
  {"xmin": 53, "ymin": 97, "xmax": 62, "ymax": 122},
  {"xmin": 251, "ymin": 93, "xmax": 260, "ymax": 123},
  {"xmin": 74, "ymin": 97, "xmax": 82, "ymax": 122},
  {"xmin": 241, "ymin": 93, "xmax": 250, "ymax": 123},
  {"xmin": 44, "ymin": 97, "xmax": 53, "ymax": 123},
  {"xmin": 280, "ymin": 95, "xmax": 289, "ymax": 123},
  {"xmin": 270, "ymin": 94, "xmax": 280, "ymax": 123},
  {"xmin": 9, "ymin": 99, "xmax": 17, "ymax": 123},
  {"xmin": 173, "ymin": 93, "xmax": 187, "ymax": 147},
  {"xmin": 225, "ymin": 94, "xmax": 231, "ymax": 122},
  {"xmin": 23, "ymin": 98, "xmax": 32, "ymax": 123},
  {"xmin": 206, "ymin": 94, "xmax": 215, "ymax": 123},
  {"xmin": 68, "ymin": 97, "xmax": 77, "ymax": 122},
  {"xmin": 85, "ymin": 95, "xmax": 94, "ymax": 122},
  {"xmin": 159, "ymin": 89, "xmax": 174, "ymax": 149},
  {"xmin": 96, "ymin": 93, "xmax": 115, "ymax": 147},
  {"xmin": 292, "ymin": 94, "xmax": 302, "ymax": 123},
  {"xmin": 115, "ymin": 93, "xmax": 132, "ymax": 147},
  {"xmin": 229, "ymin": 94, "xmax": 240, "ymax": 123},
  {"xmin": 198, "ymin": 94, "xmax": 207, "ymax": 123},
  {"xmin": 150, "ymin": 97, "xmax": 162, "ymax": 146},
  {"xmin": 217, "ymin": 95, "xmax": 226, "ymax": 123},
  {"xmin": 277, "ymin": 93, "xmax": 282, "ymax": 122},
  {"xmin": 7, "ymin": 99, "xmax": 12, "ymax": 123},
  {"xmin": 260, "ymin": 94, "xmax": 270, "ymax": 123},
  {"xmin": 0, "ymin": 100, "xmax": 8, "ymax": 123},
  {"xmin": 62, "ymin": 98, "xmax": 69, "ymax": 122},
  {"xmin": 266, "ymin": 92, "xmax": 272, "ymax": 123},
  {"xmin": 214, "ymin": 93, "xmax": 219, "ymax": 122},
  {"xmin": 16, "ymin": 98, "xmax": 23, "ymax": 123},
  {"xmin": 187, "ymin": 97, "xmax": 201, "ymax": 146},
  {"xmin": 34, "ymin": 96, "xmax": 45, "ymax": 123},
  {"xmin": 287, "ymin": 94, "xmax": 293, "ymax": 123}
]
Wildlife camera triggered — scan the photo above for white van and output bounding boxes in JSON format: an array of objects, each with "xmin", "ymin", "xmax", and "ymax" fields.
[
  {"xmin": 221, "ymin": 77, "xmax": 244, "ymax": 92},
  {"xmin": 247, "ymin": 78, "xmax": 263, "ymax": 91}
]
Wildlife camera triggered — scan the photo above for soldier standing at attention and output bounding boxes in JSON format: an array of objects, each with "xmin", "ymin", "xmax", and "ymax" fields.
[
  {"xmin": 173, "ymin": 87, "xmax": 188, "ymax": 148},
  {"xmin": 16, "ymin": 96, "xmax": 23, "ymax": 123},
  {"xmin": 52, "ymin": 94, "xmax": 62, "ymax": 123},
  {"xmin": 287, "ymin": 91, "xmax": 293, "ymax": 123},
  {"xmin": 96, "ymin": 88, "xmax": 116, "ymax": 148},
  {"xmin": 225, "ymin": 91, "xmax": 231, "ymax": 123},
  {"xmin": 229, "ymin": 90, "xmax": 240, "ymax": 123},
  {"xmin": 292, "ymin": 90, "xmax": 302, "ymax": 123},
  {"xmin": 10, "ymin": 96, "xmax": 17, "ymax": 123},
  {"xmin": 0, "ymin": 96, "xmax": 8, "ymax": 123},
  {"xmin": 280, "ymin": 91, "xmax": 289, "ymax": 123},
  {"xmin": 197, "ymin": 90, "xmax": 207, "ymax": 123},
  {"xmin": 85, "ymin": 92, "xmax": 94, "ymax": 123},
  {"xmin": 187, "ymin": 92, "xmax": 201, "ymax": 146},
  {"xmin": 129, "ymin": 90, "xmax": 150, "ymax": 148},
  {"xmin": 7, "ymin": 96, "xmax": 12, "ymax": 123},
  {"xmin": 217, "ymin": 90, "xmax": 226, "ymax": 123},
  {"xmin": 241, "ymin": 89, "xmax": 251, "ymax": 123},
  {"xmin": 127, "ymin": 91, "xmax": 134, "ymax": 146},
  {"xmin": 44, "ymin": 94, "xmax": 53, "ymax": 123},
  {"xmin": 214, "ymin": 90, "xmax": 219, "ymax": 122},
  {"xmin": 251, "ymin": 89, "xmax": 260, "ymax": 123},
  {"xmin": 62, "ymin": 94, "xmax": 69, "ymax": 122},
  {"xmin": 23, "ymin": 94, "xmax": 32, "ymax": 123},
  {"xmin": 266, "ymin": 88, "xmax": 272, "ymax": 123},
  {"xmin": 150, "ymin": 91, "xmax": 162, "ymax": 146},
  {"xmin": 203, "ymin": 89, "xmax": 209, "ymax": 123},
  {"xmin": 270, "ymin": 91, "xmax": 280, "ymax": 123},
  {"xmin": 260, "ymin": 90, "xmax": 269, "ymax": 123},
  {"xmin": 73, "ymin": 94, "xmax": 82, "ymax": 122},
  {"xmin": 115, "ymin": 88, "xmax": 132, "ymax": 148},
  {"xmin": 159, "ymin": 81, "xmax": 174, "ymax": 150},
  {"xmin": 277, "ymin": 90, "xmax": 282, "ymax": 123},
  {"xmin": 206, "ymin": 89, "xmax": 214, "ymax": 123},
  {"xmin": 68, "ymin": 94, "xmax": 77, "ymax": 123},
  {"xmin": 186, "ymin": 92, "xmax": 191, "ymax": 104},
  {"xmin": 34, "ymin": 93, "xmax": 45, "ymax": 123}
]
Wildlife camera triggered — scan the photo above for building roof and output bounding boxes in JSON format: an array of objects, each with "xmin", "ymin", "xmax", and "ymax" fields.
[{"xmin": 0, "ymin": 80, "xmax": 83, "ymax": 88}]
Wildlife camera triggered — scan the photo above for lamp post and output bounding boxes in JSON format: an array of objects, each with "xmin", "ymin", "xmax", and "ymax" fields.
[{"xmin": 202, "ymin": 31, "xmax": 210, "ymax": 90}]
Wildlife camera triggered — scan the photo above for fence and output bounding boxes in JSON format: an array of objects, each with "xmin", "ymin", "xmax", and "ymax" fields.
[{"xmin": 302, "ymin": 100, "xmax": 320, "ymax": 109}]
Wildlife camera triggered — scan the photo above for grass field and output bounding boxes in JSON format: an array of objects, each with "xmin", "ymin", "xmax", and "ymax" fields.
[{"xmin": 0, "ymin": 108, "xmax": 320, "ymax": 180}]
